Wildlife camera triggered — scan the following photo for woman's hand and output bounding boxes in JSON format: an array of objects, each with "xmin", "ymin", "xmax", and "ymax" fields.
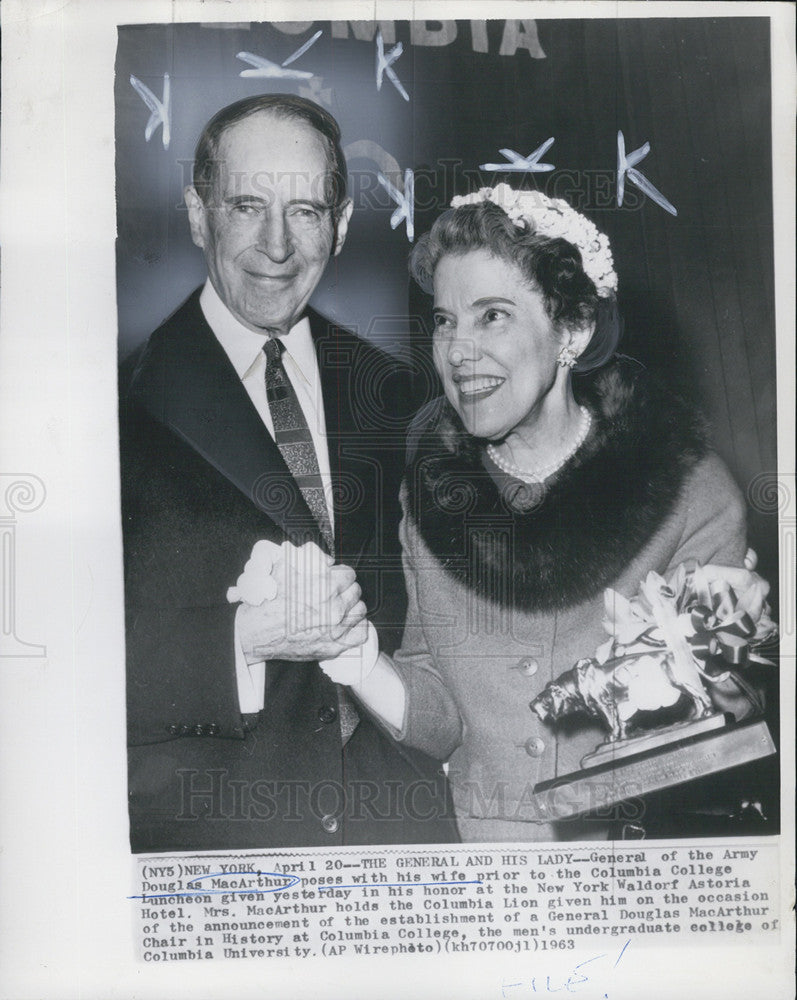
[{"xmin": 696, "ymin": 549, "xmax": 771, "ymax": 625}]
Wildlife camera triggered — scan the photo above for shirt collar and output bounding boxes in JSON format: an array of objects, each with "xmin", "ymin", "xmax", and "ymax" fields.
[{"xmin": 199, "ymin": 279, "xmax": 316, "ymax": 384}]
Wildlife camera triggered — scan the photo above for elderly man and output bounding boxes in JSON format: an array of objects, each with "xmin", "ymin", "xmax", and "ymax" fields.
[{"xmin": 120, "ymin": 94, "xmax": 456, "ymax": 851}]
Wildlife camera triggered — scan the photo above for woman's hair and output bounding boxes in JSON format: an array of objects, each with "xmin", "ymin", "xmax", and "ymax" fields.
[{"xmin": 409, "ymin": 200, "xmax": 620, "ymax": 373}]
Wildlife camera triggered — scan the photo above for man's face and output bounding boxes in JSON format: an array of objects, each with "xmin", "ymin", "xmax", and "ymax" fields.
[{"xmin": 185, "ymin": 112, "xmax": 352, "ymax": 335}]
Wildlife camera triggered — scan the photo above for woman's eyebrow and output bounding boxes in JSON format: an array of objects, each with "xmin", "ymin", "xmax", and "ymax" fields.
[{"xmin": 471, "ymin": 296, "xmax": 516, "ymax": 308}]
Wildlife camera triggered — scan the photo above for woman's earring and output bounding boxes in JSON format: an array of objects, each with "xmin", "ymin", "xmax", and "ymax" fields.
[{"xmin": 557, "ymin": 345, "xmax": 579, "ymax": 368}]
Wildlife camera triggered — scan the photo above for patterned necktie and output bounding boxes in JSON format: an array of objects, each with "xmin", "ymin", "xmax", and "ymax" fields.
[
  {"xmin": 263, "ymin": 337, "xmax": 359, "ymax": 745},
  {"xmin": 263, "ymin": 337, "xmax": 334, "ymax": 551}
]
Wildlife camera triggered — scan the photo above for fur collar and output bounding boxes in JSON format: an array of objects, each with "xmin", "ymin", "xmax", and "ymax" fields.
[{"xmin": 405, "ymin": 356, "xmax": 707, "ymax": 612}]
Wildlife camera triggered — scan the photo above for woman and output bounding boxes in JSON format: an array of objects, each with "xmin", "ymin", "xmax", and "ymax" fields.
[{"xmin": 336, "ymin": 184, "xmax": 755, "ymax": 843}]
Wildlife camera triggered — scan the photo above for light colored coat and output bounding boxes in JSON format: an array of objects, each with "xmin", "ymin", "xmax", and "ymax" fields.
[{"xmin": 391, "ymin": 361, "xmax": 747, "ymax": 843}]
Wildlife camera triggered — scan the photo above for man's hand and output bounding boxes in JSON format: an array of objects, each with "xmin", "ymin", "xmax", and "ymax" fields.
[{"xmin": 234, "ymin": 541, "xmax": 369, "ymax": 663}]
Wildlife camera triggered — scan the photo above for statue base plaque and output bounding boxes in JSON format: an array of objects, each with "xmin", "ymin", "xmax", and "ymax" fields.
[{"xmin": 533, "ymin": 716, "xmax": 776, "ymax": 822}]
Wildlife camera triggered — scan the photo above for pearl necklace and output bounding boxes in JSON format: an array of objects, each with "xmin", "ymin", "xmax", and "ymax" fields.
[{"xmin": 486, "ymin": 406, "xmax": 592, "ymax": 484}]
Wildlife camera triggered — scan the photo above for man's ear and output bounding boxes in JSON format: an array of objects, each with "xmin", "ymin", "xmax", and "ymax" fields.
[
  {"xmin": 184, "ymin": 186, "xmax": 208, "ymax": 250},
  {"xmin": 332, "ymin": 198, "xmax": 354, "ymax": 257}
]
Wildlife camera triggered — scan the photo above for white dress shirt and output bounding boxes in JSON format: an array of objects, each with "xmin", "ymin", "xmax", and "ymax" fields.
[{"xmin": 199, "ymin": 280, "xmax": 334, "ymax": 712}]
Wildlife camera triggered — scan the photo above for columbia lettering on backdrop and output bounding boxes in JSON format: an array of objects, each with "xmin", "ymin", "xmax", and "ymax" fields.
[{"xmin": 277, "ymin": 20, "xmax": 547, "ymax": 59}]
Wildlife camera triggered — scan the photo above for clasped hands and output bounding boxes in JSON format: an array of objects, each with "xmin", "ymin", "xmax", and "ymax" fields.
[{"xmin": 229, "ymin": 539, "xmax": 371, "ymax": 666}]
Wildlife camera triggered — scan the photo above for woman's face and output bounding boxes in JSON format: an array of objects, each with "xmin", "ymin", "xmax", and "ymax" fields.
[{"xmin": 432, "ymin": 249, "xmax": 566, "ymax": 441}]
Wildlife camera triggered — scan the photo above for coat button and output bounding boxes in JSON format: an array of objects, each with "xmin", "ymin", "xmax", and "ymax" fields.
[
  {"xmin": 318, "ymin": 705, "xmax": 338, "ymax": 724},
  {"xmin": 207, "ymin": 723, "xmax": 220, "ymax": 736},
  {"xmin": 524, "ymin": 737, "xmax": 545, "ymax": 757},
  {"xmin": 193, "ymin": 724, "xmax": 206, "ymax": 736},
  {"xmin": 321, "ymin": 814, "xmax": 339, "ymax": 834},
  {"xmin": 179, "ymin": 723, "xmax": 191, "ymax": 736},
  {"xmin": 166, "ymin": 723, "xmax": 180, "ymax": 736},
  {"xmin": 519, "ymin": 657, "xmax": 539, "ymax": 676}
]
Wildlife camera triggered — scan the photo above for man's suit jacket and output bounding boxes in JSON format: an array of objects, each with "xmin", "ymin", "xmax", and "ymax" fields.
[{"xmin": 120, "ymin": 289, "xmax": 458, "ymax": 851}]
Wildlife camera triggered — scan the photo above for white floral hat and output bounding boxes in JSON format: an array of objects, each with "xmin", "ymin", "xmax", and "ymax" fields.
[{"xmin": 450, "ymin": 183, "xmax": 618, "ymax": 297}]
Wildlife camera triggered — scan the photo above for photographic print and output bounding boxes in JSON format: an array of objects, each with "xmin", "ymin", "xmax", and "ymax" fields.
[{"xmin": 116, "ymin": 15, "xmax": 781, "ymax": 851}]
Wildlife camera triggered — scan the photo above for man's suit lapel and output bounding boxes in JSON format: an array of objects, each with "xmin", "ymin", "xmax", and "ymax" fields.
[
  {"xmin": 309, "ymin": 308, "xmax": 375, "ymax": 565},
  {"xmin": 131, "ymin": 291, "xmax": 325, "ymax": 548}
]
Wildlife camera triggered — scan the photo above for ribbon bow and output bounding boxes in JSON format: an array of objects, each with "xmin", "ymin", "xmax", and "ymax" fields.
[{"xmin": 598, "ymin": 563, "xmax": 777, "ymax": 689}]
